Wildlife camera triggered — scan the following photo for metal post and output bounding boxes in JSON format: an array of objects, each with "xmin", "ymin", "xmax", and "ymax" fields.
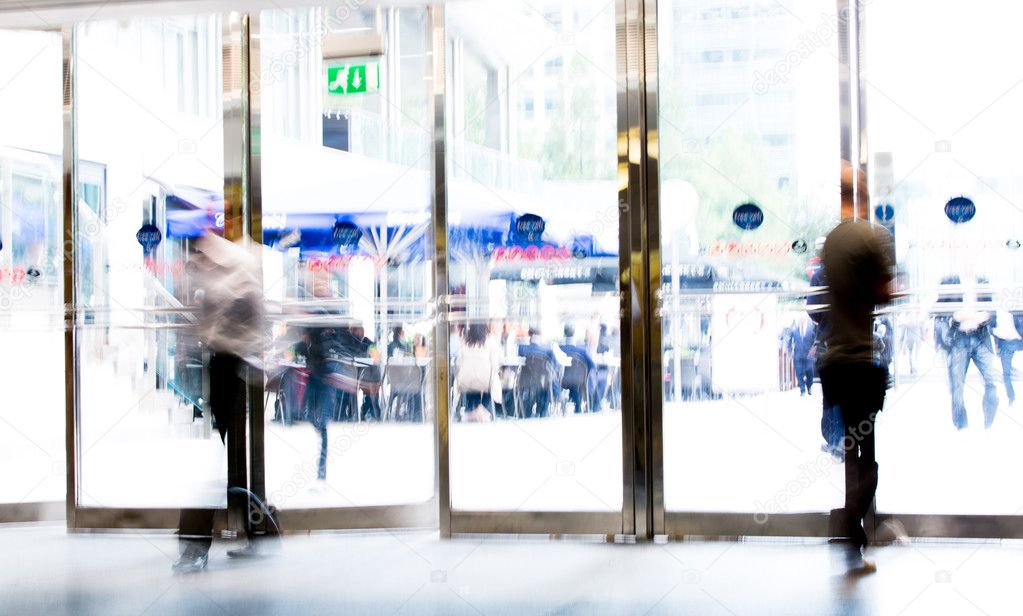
[
  {"xmin": 854, "ymin": 0, "xmax": 869, "ymax": 220},
  {"xmin": 642, "ymin": 0, "xmax": 664, "ymax": 539},
  {"xmin": 62, "ymin": 24, "xmax": 80, "ymax": 530},
  {"xmin": 428, "ymin": 4, "xmax": 451, "ymax": 538},
  {"xmin": 246, "ymin": 9, "xmax": 268, "ymax": 535},
  {"xmin": 222, "ymin": 11, "xmax": 250, "ymax": 535},
  {"xmin": 836, "ymin": 0, "xmax": 855, "ymax": 217},
  {"xmin": 617, "ymin": 0, "xmax": 654, "ymax": 540}
]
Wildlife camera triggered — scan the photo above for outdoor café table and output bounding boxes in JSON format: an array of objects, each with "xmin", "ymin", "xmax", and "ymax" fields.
[
  {"xmin": 319, "ymin": 357, "xmax": 378, "ymax": 423},
  {"xmin": 383, "ymin": 356, "xmax": 431, "ymax": 421}
]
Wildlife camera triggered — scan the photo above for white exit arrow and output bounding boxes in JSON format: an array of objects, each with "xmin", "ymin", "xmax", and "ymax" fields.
[{"xmin": 329, "ymin": 68, "xmax": 346, "ymax": 92}]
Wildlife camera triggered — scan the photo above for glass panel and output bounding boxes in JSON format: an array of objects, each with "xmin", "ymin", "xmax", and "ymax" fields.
[
  {"xmin": 76, "ymin": 16, "xmax": 225, "ymax": 508},
  {"xmin": 0, "ymin": 29, "xmax": 66, "ymax": 505},
  {"xmin": 868, "ymin": 2, "xmax": 1023, "ymax": 514},
  {"xmin": 445, "ymin": 0, "xmax": 623, "ymax": 512},
  {"xmin": 259, "ymin": 6, "xmax": 435, "ymax": 510},
  {"xmin": 657, "ymin": 0, "xmax": 842, "ymax": 514}
]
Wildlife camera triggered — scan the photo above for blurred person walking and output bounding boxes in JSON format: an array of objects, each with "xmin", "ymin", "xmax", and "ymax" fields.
[
  {"xmin": 807, "ymin": 239, "xmax": 843, "ymax": 460},
  {"xmin": 818, "ymin": 165, "xmax": 894, "ymax": 574},
  {"xmin": 788, "ymin": 312, "xmax": 817, "ymax": 396},
  {"xmin": 300, "ymin": 269, "xmax": 346, "ymax": 491},
  {"xmin": 174, "ymin": 233, "xmax": 268, "ymax": 574},
  {"xmin": 934, "ymin": 273, "xmax": 1000, "ymax": 429},
  {"xmin": 992, "ymin": 310, "xmax": 1023, "ymax": 406}
]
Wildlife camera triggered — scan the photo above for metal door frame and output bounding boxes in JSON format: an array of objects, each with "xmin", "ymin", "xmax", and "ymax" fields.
[
  {"xmin": 436, "ymin": 0, "xmax": 649, "ymax": 538},
  {"xmin": 227, "ymin": 7, "xmax": 439, "ymax": 532},
  {"xmin": 654, "ymin": 0, "xmax": 857, "ymax": 540},
  {"xmin": 34, "ymin": 0, "xmax": 1023, "ymax": 539},
  {"xmin": 58, "ymin": 8, "xmax": 439, "ymax": 532}
]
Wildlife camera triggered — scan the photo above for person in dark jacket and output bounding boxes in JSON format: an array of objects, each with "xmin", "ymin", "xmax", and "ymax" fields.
[
  {"xmin": 301, "ymin": 282, "xmax": 347, "ymax": 485},
  {"xmin": 818, "ymin": 177, "xmax": 895, "ymax": 574},
  {"xmin": 807, "ymin": 243, "xmax": 842, "ymax": 460},
  {"xmin": 518, "ymin": 327, "xmax": 561, "ymax": 418},
  {"xmin": 788, "ymin": 313, "xmax": 817, "ymax": 396},
  {"xmin": 559, "ymin": 324, "xmax": 599, "ymax": 413},
  {"xmin": 388, "ymin": 325, "xmax": 411, "ymax": 358}
]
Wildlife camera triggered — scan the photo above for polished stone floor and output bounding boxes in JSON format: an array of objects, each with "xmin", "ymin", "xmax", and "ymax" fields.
[{"xmin": 2, "ymin": 525, "xmax": 1021, "ymax": 615}]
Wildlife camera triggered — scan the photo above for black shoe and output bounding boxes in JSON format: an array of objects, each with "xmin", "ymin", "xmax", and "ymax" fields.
[
  {"xmin": 172, "ymin": 551, "xmax": 209, "ymax": 574},
  {"xmin": 845, "ymin": 545, "xmax": 876, "ymax": 575}
]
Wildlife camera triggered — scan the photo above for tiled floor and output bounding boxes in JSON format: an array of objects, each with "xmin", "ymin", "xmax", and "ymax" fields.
[{"xmin": 2, "ymin": 525, "xmax": 1021, "ymax": 615}]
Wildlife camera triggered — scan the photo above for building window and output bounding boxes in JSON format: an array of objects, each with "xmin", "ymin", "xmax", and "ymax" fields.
[
  {"xmin": 731, "ymin": 49, "xmax": 749, "ymax": 62},
  {"xmin": 701, "ymin": 50, "xmax": 724, "ymax": 63},
  {"xmin": 544, "ymin": 95, "xmax": 555, "ymax": 111},
  {"xmin": 544, "ymin": 56, "xmax": 563, "ymax": 74},
  {"xmin": 523, "ymin": 98, "xmax": 534, "ymax": 118}
]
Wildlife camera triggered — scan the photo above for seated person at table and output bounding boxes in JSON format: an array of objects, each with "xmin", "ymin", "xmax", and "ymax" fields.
[
  {"xmin": 559, "ymin": 324, "xmax": 599, "ymax": 413},
  {"xmin": 413, "ymin": 333, "xmax": 429, "ymax": 359},
  {"xmin": 518, "ymin": 327, "xmax": 562, "ymax": 418},
  {"xmin": 388, "ymin": 325, "xmax": 411, "ymax": 358},
  {"xmin": 456, "ymin": 323, "xmax": 500, "ymax": 421}
]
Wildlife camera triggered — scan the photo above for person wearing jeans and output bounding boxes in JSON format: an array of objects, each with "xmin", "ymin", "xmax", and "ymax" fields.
[
  {"xmin": 306, "ymin": 372, "xmax": 339, "ymax": 481},
  {"xmin": 935, "ymin": 275, "xmax": 1000, "ymax": 430},
  {"xmin": 993, "ymin": 311, "xmax": 1023, "ymax": 406},
  {"xmin": 946, "ymin": 326, "xmax": 1000, "ymax": 429}
]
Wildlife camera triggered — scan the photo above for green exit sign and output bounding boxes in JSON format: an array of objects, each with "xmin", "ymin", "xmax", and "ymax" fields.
[{"xmin": 326, "ymin": 63, "xmax": 380, "ymax": 95}]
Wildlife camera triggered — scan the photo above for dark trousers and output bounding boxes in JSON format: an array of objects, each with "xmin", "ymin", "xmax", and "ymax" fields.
[
  {"xmin": 360, "ymin": 392, "xmax": 381, "ymax": 421},
  {"xmin": 306, "ymin": 374, "xmax": 339, "ymax": 481},
  {"xmin": 461, "ymin": 391, "xmax": 493, "ymax": 415},
  {"xmin": 520, "ymin": 387, "xmax": 550, "ymax": 418},
  {"xmin": 820, "ymin": 362, "xmax": 887, "ymax": 550},
  {"xmin": 821, "ymin": 396, "xmax": 843, "ymax": 452},
  {"xmin": 179, "ymin": 352, "xmax": 247, "ymax": 554},
  {"xmin": 794, "ymin": 355, "xmax": 814, "ymax": 394},
  {"xmin": 566, "ymin": 385, "xmax": 585, "ymax": 413},
  {"xmin": 996, "ymin": 338, "xmax": 1022, "ymax": 404}
]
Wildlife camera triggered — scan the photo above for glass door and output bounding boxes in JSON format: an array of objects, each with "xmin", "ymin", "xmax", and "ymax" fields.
[
  {"xmin": 0, "ymin": 27, "xmax": 66, "ymax": 522},
  {"xmin": 654, "ymin": 0, "xmax": 844, "ymax": 535},
  {"xmin": 70, "ymin": 14, "xmax": 229, "ymax": 528},
  {"xmin": 256, "ymin": 5, "xmax": 438, "ymax": 529},
  {"xmin": 441, "ymin": 0, "xmax": 627, "ymax": 534},
  {"xmin": 866, "ymin": 0, "xmax": 1023, "ymax": 536}
]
